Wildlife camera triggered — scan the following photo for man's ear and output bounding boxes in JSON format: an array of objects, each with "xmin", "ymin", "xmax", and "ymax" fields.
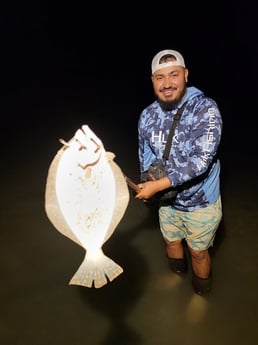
[{"xmin": 185, "ymin": 68, "xmax": 189, "ymax": 82}]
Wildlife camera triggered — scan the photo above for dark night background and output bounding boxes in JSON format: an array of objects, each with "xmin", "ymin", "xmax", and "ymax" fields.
[
  {"xmin": 1, "ymin": 2, "xmax": 258, "ymax": 345},
  {"xmin": 3, "ymin": 1, "xmax": 257, "ymax": 152}
]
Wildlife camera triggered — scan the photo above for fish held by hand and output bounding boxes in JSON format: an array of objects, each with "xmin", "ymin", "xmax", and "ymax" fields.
[{"xmin": 45, "ymin": 125, "xmax": 130, "ymax": 288}]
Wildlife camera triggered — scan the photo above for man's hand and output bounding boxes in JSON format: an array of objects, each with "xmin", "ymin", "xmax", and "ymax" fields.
[{"xmin": 135, "ymin": 176, "xmax": 172, "ymax": 200}]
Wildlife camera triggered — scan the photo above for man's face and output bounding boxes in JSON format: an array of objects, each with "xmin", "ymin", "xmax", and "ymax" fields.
[{"xmin": 151, "ymin": 65, "xmax": 188, "ymax": 109}]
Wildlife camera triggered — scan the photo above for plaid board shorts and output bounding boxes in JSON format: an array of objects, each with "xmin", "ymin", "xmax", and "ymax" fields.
[{"xmin": 158, "ymin": 197, "xmax": 222, "ymax": 250}]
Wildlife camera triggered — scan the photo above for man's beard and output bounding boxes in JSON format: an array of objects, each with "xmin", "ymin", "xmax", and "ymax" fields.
[{"xmin": 156, "ymin": 87, "xmax": 187, "ymax": 111}]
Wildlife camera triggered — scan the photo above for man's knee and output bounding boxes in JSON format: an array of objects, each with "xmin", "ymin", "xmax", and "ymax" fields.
[
  {"xmin": 163, "ymin": 238, "xmax": 182, "ymax": 248},
  {"xmin": 188, "ymin": 247, "xmax": 208, "ymax": 261}
]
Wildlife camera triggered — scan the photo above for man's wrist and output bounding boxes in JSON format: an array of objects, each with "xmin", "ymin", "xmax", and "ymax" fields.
[{"xmin": 156, "ymin": 177, "xmax": 171, "ymax": 192}]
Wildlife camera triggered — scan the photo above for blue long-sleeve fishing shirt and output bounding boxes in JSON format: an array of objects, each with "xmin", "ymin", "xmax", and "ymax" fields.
[{"xmin": 138, "ymin": 86, "xmax": 223, "ymax": 211}]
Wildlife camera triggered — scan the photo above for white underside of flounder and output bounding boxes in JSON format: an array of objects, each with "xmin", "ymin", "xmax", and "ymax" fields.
[{"xmin": 45, "ymin": 125, "xmax": 129, "ymax": 288}]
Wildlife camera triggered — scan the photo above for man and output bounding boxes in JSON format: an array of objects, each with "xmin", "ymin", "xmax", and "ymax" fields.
[{"xmin": 135, "ymin": 49, "xmax": 222, "ymax": 295}]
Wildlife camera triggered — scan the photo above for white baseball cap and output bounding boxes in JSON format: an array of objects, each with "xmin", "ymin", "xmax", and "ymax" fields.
[{"xmin": 151, "ymin": 49, "xmax": 185, "ymax": 74}]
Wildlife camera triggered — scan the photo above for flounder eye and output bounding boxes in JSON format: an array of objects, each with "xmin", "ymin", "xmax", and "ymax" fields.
[{"xmin": 75, "ymin": 138, "xmax": 87, "ymax": 151}]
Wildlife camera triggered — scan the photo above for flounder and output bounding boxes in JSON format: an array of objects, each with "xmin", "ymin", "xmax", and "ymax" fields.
[{"xmin": 45, "ymin": 125, "xmax": 129, "ymax": 288}]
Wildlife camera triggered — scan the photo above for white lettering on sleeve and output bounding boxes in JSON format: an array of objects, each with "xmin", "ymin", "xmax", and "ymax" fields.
[{"xmin": 197, "ymin": 108, "xmax": 217, "ymax": 170}]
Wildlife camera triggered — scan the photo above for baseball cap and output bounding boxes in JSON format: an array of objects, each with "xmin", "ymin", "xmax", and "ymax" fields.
[{"xmin": 151, "ymin": 49, "xmax": 185, "ymax": 74}]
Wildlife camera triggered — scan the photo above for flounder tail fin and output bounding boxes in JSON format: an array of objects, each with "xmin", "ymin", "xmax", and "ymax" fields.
[{"xmin": 69, "ymin": 249, "xmax": 123, "ymax": 288}]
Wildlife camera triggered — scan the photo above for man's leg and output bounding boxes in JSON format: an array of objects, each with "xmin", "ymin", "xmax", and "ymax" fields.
[
  {"xmin": 164, "ymin": 238, "xmax": 184, "ymax": 258},
  {"xmin": 163, "ymin": 238, "xmax": 187, "ymax": 273},
  {"xmin": 188, "ymin": 246, "xmax": 212, "ymax": 295},
  {"xmin": 185, "ymin": 198, "xmax": 222, "ymax": 295},
  {"xmin": 188, "ymin": 247, "xmax": 211, "ymax": 278}
]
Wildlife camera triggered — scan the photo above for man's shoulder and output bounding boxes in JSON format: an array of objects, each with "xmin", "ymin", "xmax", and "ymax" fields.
[
  {"xmin": 186, "ymin": 87, "xmax": 218, "ymax": 107},
  {"xmin": 187, "ymin": 94, "xmax": 218, "ymax": 111}
]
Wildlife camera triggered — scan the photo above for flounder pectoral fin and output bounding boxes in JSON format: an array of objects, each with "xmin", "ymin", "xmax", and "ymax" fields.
[{"xmin": 69, "ymin": 249, "xmax": 123, "ymax": 288}]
